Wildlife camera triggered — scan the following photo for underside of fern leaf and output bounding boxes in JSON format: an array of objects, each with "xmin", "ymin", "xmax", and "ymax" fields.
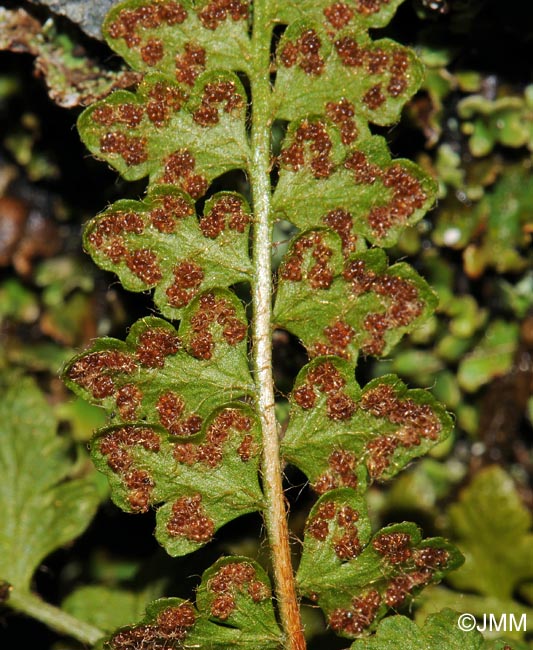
[{"xmin": 63, "ymin": 1, "xmax": 463, "ymax": 647}]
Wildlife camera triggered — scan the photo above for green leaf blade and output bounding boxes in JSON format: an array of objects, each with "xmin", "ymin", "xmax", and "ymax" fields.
[
  {"xmin": 274, "ymin": 23, "xmax": 424, "ymax": 126},
  {"xmin": 84, "ymin": 187, "xmax": 252, "ymax": 319},
  {"xmin": 282, "ymin": 359, "xmax": 452, "ymax": 491},
  {"xmin": 447, "ymin": 466, "xmax": 533, "ymax": 601},
  {"xmin": 275, "ymin": 245, "xmax": 438, "ymax": 363},
  {"xmin": 297, "ymin": 490, "xmax": 463, "ymax": 638},
  {"xmin": 62, "ymin": 585, "xmax": 153, "ymax": 633},
  {"xmin": 64, "ymin": 292, "xmax": 253, "ymax": 428},
  {"xmin": 196, "ymin": 557, "xmax": 279, "ymax": 636},
  {"xmin": 63, "ymin": 291, "xmax": 260, "ymax": 556},
  {"xmin": 90, "ymin": 402, "xmax": 263, "ymax": 556},
  {"xmin": 457, "ymin": 320, "xmax": 520, "ymax": 392},
  {"xmin": 350, "ymin": 608, "xmax": 530, "ymax": 650},
  {"xmin": 101, "ymin": 558, "xmax": 282, "ymax": 649},
  {"xmin": 273, "ymin": 124, "xmax": 437, "ymax": 248},
  {"xmin": 103, "ymin": 0, "xmax": 252, "ymax": 78},
  {"xmin": 0, "ymin": 375, "xmax": 99, "ymax": 590},
  {"xmin": 274, "ymin": 0, "xmax": 407, "ymax": 30},
  {"xmin": 77, "ymin": 70, "xmax": 250, "ymax": 194}
]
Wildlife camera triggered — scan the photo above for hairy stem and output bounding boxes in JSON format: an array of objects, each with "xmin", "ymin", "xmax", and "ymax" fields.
[
  {"xmin": 8, "ymin": 588, "xmax": 104, "ymax": 645},
  {"xmin": 250, "ymin": 3, "xmax": 306, "ymax": 650}
]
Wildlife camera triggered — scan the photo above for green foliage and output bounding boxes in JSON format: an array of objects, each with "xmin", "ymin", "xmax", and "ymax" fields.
[
  {"xmin": 461, "ymin": 167, "xmax": 533, "ymax": 278},
  {"xmin": 447, "ymin": 466, "xmax": 533, "ymax": 601},
  {"xmin": 102, "ymin": 558, "xmax": 282, "ymax": 649},
  {"xmin": 64, "ymin": 306, "xmax": 253, "ymax": 428},
  {"xmin": 0, "ymin": 277, "xmax": 38, "ymax": 323},
  {"xmin": 297, "ymin": 489, "xmax": 461, "ymax": 638},
  {"xmin": 62, "ymin": 585, "xmax": 158, "ymax": 633},
  {"xmin": 9, "ymin": 0, "xmax": 531, "ymax": 647},
  {"xmin": 0, "ymin": 373, "xmax": 99, "ymax": 591},
  {"xmin": 373, "ymin": 246, "xmax": 529, "ymax": 442},
  {"xmin": 457, "ymin": 320, "xmax": 520, "ymax": 393},
  {"xmin": 83, "ymin": 187, "xmax": 252, "ymax": 319},
  {"xmin": 57, "ymin": 0, "xmax": 465, "ymax": 645},
  {"xmin": 272, "ymin": 130, "xmax": 436, "ymax": 249},
  {"xmin": 412, "ymin": 467, "xmax": 533, "ymax": 643},
  {"xmin": 64, "ymin": 306, "xmax": 259, "ymax": 556},
  {"xmin": 458, "ymin": 88, "xmax": 533, "ymax": 157},
  {"xmin": 282, "ymin": 359, "xmax": 452, "ymax": 488},
  {"xmin": 430, "ymin": 164, "xmax": 533, "ymax": 277},
  {"xmin": 274, "ymin": 246, "xmax": 438, "ymax": 362}
]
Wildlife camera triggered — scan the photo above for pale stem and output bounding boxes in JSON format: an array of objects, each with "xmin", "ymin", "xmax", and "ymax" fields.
[
  {"xmin": 8, "ymin": 588, "xmax": 104, "ymax": 646},
  {"xmin": 249, "ymin": 2, "xmax": 306, "ymax": 650}
]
